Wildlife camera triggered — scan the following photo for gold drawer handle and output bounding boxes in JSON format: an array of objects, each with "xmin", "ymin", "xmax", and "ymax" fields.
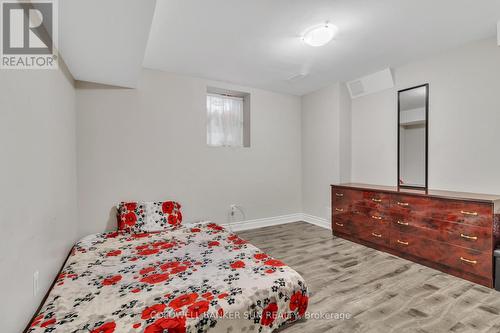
[
  {"xmin": 335, "ymin": 222, "xmax": 344, "ymax": 227},
  {"xmin": 460, "ymin": 257, "xmax": 477, "ymax": 265},
  {"xmin": 335, "ymin": 193, "xmax": 344, "ymax": 197},
  {"xmin": 371, "ymin": 198, "xmax": 382, "ymax": 203},
  {"xmin": 335, "ymin": 208, "xmax": 344, "ymax": 212},
  {"xmin": 371, "ymin": 232, "xmax": 382, "ymax": 238},
  {"xmin": 397, "ymin": 202, "xmax": 409, "ymax": 206},
  {"xmin": 397, "ymin": 240, "xmax": 409, "ymax": 245},
  {"xmin": 461, "ymin": 210, "xmax": 478, "ymax": 216},
  {"xmin": 397, "ymin": 221, "xmax": 409, "ymax": 226},
  {"xmin": 460, "ymin": 233, "xmax": 478, "ymax": 241},
  {"xmin": 371, "ymin": 215, "xmax": 382, "ymax": 220}
]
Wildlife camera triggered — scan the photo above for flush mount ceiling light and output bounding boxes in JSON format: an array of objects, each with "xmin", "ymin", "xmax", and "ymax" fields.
[{"xmin": 302, "ymin": 23, "xmax": 338, "ymax": 47}]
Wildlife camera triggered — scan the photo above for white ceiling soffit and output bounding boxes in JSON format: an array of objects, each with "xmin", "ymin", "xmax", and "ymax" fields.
[
  {"xmin": 59, "ymin": 0, "xmax": 156, "ymax": 88},
  {"xmin": 143, "ymin": 0, "xmax": 500, "ymax": 95}
]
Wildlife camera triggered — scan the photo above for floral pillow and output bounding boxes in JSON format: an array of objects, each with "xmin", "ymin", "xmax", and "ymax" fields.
[
  {"xmin": 144, "ymin": 201, "xmax": 183, "ymax": 232},
  {"xmin": 117, "ymin": 202, "xmax": 146, "ymax": 233}
]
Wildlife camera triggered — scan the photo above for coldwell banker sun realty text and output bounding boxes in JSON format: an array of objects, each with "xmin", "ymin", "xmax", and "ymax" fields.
[{"xmin": 1, "ymin": 0, "xmax": 58, "ymax": 69}]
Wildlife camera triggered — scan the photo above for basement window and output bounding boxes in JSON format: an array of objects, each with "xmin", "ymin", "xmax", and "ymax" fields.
[{"xmin": 206, "ymin": 87, "xmax": 250, "ymax": 147}]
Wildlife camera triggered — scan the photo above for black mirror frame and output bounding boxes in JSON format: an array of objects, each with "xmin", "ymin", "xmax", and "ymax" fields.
[{"xmin": 397, "ymin": 83, "xmax": 429, "ymax": 190}]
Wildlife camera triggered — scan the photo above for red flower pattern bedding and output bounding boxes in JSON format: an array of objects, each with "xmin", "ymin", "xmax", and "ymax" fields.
[{"xmin": 28, "ymin": 222, "xmax": 309, "ymax": 333}]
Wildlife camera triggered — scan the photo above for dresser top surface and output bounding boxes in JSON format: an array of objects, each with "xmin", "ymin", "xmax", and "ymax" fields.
[{"xmin": 332, "ymin": 183, "xmax": 500, "ymax": 204}]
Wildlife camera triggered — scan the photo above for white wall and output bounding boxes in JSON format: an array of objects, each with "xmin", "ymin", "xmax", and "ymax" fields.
[
  {"xmin": 351, "ymin": 38, "xmax": 500, "ymax": 194},
  {"xmin": 301, "ymin": 83, "xmax": 351, "ymax": 220},
  {"xmin": 0, "ymin": 64, "xmax": 77, "ymax": 333},
  {"xmin": 301, "ymin": 84, "xmax": 339, "ymax": 219},
  {"xmin": 76, "ymin": 69, "xmax": 302, "ymax": 236},
  {"xmin": 351, "ymin": 88, "xmax": 397, "ymax": 185},
  {"xmin": 338, "ymin": 83, "xmax": 352, "ymax": 182}
]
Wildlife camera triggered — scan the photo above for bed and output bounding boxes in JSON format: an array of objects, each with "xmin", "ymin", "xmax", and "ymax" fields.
[{"xmin": 27, "ymin": 221, "xmax": 309, "ymax": 333}]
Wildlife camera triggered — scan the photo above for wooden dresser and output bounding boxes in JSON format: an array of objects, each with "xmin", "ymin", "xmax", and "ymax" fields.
[{"xmin": 331, "ymin": 183, "xmax": 500, "ymax": 287}]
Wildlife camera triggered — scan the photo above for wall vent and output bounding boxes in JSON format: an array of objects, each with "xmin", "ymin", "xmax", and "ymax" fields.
[
  {"xmin": 346, "ymin": 68, "xmax": 394, "ymax": 99},
  {"xmin": 348, "ymin": 80, "xmax": 365, "ymax": 96}
]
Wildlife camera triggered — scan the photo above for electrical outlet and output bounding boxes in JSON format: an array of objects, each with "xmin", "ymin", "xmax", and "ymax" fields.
[
  {"xmin": 230, "ymin": 204, "xmax": 237, "ymax": 217},
  {"xmin": 33, "ymin": 271, "xmax": 39, "ymax": 296}
]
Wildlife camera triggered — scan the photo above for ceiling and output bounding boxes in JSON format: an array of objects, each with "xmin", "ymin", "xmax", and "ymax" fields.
[
  {"xmin": 59, "ymin": 0, "xmax": 156, "ymax": 88},
  {"xmin": 60, "ymin": 0, "xmax": 500, "ymax": 95}
]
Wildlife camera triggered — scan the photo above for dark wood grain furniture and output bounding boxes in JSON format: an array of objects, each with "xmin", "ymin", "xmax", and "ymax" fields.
[{"xmin": 331, "ymin": 183, "xmax": 500, "ymax": 287}]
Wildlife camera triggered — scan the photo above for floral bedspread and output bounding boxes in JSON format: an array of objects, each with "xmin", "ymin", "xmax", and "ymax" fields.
[{"xmin": 28, "ymin": 222, "xmax": 309, "ymax": 333}]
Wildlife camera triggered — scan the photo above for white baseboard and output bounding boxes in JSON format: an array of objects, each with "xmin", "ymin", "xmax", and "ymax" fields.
[
  {"xmin": 221, "ymin": 213, "xmax": 330, "ymax": 232},
  {"xmin": 301, "ymin": 214, "xmax": 331, "ymax": 230},
  {"xmin": 222, "ymin": 213, "xmax": 303, "ymax": 232}
]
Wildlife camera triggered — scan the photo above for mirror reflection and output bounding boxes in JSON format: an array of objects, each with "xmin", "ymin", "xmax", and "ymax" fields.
[{"xmin": 398, "ymin": 84, "xmax": 428, "ymax": 189}]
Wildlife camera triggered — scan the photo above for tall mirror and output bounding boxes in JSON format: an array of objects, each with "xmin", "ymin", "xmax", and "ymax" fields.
[{"xmin": 398, "ymin": 84, "xmax": 428, "ymax": 189}]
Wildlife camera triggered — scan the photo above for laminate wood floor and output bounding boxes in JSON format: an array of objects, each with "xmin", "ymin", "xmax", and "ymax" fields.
[{"xmin": 238, "ymin": 222, "xmax": 500, "ymax": 333}]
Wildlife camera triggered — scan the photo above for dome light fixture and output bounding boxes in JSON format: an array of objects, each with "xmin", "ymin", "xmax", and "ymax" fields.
[{"xmin": 302, "ymin": 23, "xmax": 338, "ymax": 47}]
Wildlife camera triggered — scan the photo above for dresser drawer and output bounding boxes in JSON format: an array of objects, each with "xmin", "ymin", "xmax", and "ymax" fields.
[
  {"xmin": 390, "ymin": 194, "xmax": 430, "ymax": 215},
  {"xmin": 333, "ymin": 213, "xmax": 369, "ymax": 236},
  {"xmin": 332, "ymin": 188, "xmax": 363, "ymax": 206},
  {"xmin": 358, "ymin": 224, "xmax": 390, "ymax": 247},
  {"xmin": 332, "ymin": 206, "xmax": 350, "ymax": 219},
  {"xmin": 405, "ymin": 236, "xmax": 492, "ymax": 279},
  {"xmin": 441, "ymin": 246, "xmax": 492, "ymax": 279},
  {"xmin": 360, "ymin": 191, "xmax": 391, "ymax": 209},
  {"xmin": 391, "ymin": 218, "xmax": 492, "ymax": 252},
  {"xmin": 446, "ymin": 224, "xmax": 492, "ymax": 252},
  {"xmin": 332, "ymin": 216, "xmax": 353, "ymax": 235},
  {"xmin": 390, "ymin": 230, "xmax": 416, "ymax": 254},
  {"xmin": 350, "ymin": 209, "xmax": 392, "ymax": 229},
  {"xmin": 391, "ymin": 214, "xmax": 422, "ymax": 230},
  {"xmin": 430, "ymin": 199, "xmax": 492, "ymax": 227},
  {"xmin": 332, "ymin": 220, "xmax": 349, "ymax": 234},
  {"xmin": 366, "ymin": 208, "xmax": 391, "ymax": 225}
]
